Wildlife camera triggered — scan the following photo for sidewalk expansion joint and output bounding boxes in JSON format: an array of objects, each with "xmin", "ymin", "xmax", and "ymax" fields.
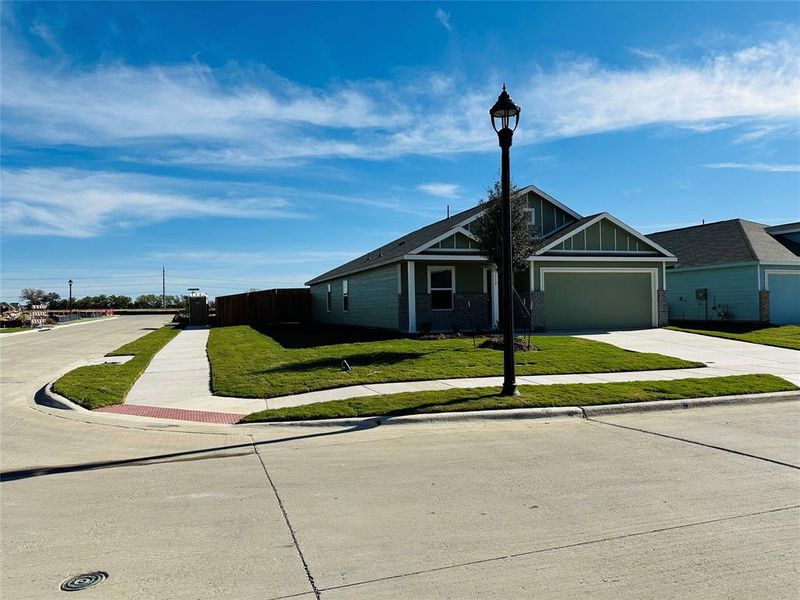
[
  {"xmin": 587, "ymin": 418, "xmax": 800, "ymax": 470},
  {"xmin": 316, "ymin": 504, "xmax": 800, "ymax": 594},
  {"xmin": 253, "ymin": 438, "xmax": 322, "ymax": 600}
]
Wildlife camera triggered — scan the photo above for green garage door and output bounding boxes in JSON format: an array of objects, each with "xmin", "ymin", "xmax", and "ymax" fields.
[
  {"xmin": 769, "ymin": 273, "xmax": 800, "ymax": 324},
  {"xmin": 544, "ymin": 271, "xmax": 653, "ymax": 330}
]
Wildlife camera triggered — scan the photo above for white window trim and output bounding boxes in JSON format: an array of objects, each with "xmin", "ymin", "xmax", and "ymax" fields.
[
  {"xmin": 427, "ymin": 265, "xmax": 456, "ymax": 311},
  {"xmin": 342, "ymin": 279, "xmax": 349, "ymax": 312},
  {"xmin": 539, "ymin": 267, "xmax": 659, "ymax": 327},
  {"xmin": 397, "ymin": 263, "xmax": 402, "ymax": 294},
  {"xmin": 764, "ymin": 269, "xmax": 800, "ymax": 291},
  {"xmin": 326, "ymin": 284, "xmax": 332, "ymax": 312}
]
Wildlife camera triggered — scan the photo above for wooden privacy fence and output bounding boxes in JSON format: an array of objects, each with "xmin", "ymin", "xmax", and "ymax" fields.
[{"xmin": 216, "ymin": 288, "xmax": 311, "ymax": 327}]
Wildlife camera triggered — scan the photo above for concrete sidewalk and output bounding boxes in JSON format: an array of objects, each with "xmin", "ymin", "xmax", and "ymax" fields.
[
  {"xmin": 118, "ymin": 326, "xmax": 799, "ymax": 419},
  {"xmin": 125, "ymin": 327, "xmax": 268, "ymax": 414}
]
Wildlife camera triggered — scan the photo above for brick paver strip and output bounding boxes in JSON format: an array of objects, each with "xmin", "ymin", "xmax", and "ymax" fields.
[{"xmin": 95, "ymin": 404, "xmax": 243, "ymax": 424}]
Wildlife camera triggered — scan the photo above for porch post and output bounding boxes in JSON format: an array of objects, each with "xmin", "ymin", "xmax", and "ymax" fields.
[{"xmin": 407, "ymin": 261, "xmax": 416, "ymax": 333}]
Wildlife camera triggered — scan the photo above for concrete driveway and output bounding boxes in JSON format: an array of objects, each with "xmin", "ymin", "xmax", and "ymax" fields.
[
  {"xmin": 577, "ymin": 328, "xmax": 800, "ymax": 385},
  {"xmin": 1, "ymin": 318, "xmax": 799, "ymax": 599}
]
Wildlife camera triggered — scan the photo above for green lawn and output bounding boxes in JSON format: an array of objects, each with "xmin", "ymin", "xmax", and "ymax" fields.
[
  {"xmin": 242, "ymin": 374, "xmax": 797, "ymax": 422},
  {"xmin": 669, "ymin": 324, "xmax": 800, "ymax": 351},
  {"xmin": 53, "ymin": 326, "xmax": 180, "ymax": 409},
  {"xmin": 0, "ymin": 327, "xmax": 30, "ymax": 334},
  {"xmin": 209, "ymin": 325, "xmax": 704, "ymax": 399}
]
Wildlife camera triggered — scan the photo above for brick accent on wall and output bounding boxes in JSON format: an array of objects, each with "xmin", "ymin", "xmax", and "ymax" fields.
[
  {"xmin": 759, "ymin": 290, "xmax": 770, "ymax": 322},
  {"xmin": 530, "ymin": 291, "xmax": 545, "ymax": 331},
  {"xmin": 415, "ymin": 293, "xmax": 491, "ymax": 333},
  {"xmin": 657, "ymin": 289, "xmax": 668, "ymax": 327},
  {"xmin": 398, "ymin": 292, "xmax": 409, "ymax": 332}
]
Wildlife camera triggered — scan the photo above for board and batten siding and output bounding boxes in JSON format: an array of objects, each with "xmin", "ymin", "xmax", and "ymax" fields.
[
  {"xmin": 665, "ymin": 264, "xmax": 759, "ymax": 321},
  {"xmin": 310, "ymin": 263, "xmax": 400, "ymax": 329}
]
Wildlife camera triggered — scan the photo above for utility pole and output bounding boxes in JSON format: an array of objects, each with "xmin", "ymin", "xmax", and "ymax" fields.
[{"xmin": 162, "ymin": 266, "xmax": 166, "ymax": 309}]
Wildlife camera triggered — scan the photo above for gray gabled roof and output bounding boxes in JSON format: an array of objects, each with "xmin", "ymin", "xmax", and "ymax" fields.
[
  {"xmin": 647, "ymin": 219, "xmax": 800, "ymax": 268},
  {"xmin": 306, "ymin": 204, "xmax": 486, "ymax": 285}
]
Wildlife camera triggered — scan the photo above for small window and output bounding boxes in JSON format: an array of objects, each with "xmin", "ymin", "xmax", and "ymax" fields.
[
  {"xmin": 342, "ymin": 279, "xmax": 349, "ymax": 312},
  {"xmin": 428, "ymin": 266, "xmax": 454, "ymax": 311},
  {"xmin": 326, "ymin": 284, "xmax": 331, "ymax": 312}
]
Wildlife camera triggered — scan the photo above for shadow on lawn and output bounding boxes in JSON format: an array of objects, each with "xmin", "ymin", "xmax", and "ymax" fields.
[
  {"xmin": 251, "ymin": 351, "xmax": 436, "ymax": 375},
  {"xmin": 256, "ymin": 323, "xmax": 404, "ymax": 349}
]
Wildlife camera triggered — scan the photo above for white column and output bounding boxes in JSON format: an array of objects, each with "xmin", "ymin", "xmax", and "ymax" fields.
[
  {"xmin": 491, "ymin": 267, "xmax": 500, "ymax": 329},
  {"xmin": 407, "ymin": 261, "xmax": 416, "ymax": 333}
]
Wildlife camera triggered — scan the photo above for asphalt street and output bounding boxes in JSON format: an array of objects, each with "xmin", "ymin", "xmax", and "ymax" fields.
[{"xmin": 1, "ymin": 316, "xmax": 798, "ymax": 599}]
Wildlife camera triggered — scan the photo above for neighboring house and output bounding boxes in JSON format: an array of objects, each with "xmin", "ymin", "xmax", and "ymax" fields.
[
  {"xmin": 306, "ymin": 184, "xmax": 676, "ymax": 332},
  {"xmin": 648, "ymin": 220, "xmax": 800, "ymax": 324}
]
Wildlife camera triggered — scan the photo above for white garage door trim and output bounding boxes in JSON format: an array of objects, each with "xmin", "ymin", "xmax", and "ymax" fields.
[
  {"xmin": 540, "ymin": 267, "xmax": 659, "ymax": 327},
  {"xmin": 764, "ymin": 269, "xmax": 800, "ymax": 290}
]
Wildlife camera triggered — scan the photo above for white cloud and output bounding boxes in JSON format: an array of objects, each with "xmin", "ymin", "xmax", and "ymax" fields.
[
  {"xmin": 703, "ymin": 162, "xmax": 800, "ymax": 173},
  {"xmin": 0, "ymin": 168, "xmax": 306, "ymax": 237},
  {"xmin": 435, "ymin": 8, "xmax": 451, "ymax": 32},
  {"xmin": 1, "ymin": 28, "xmax": 798, "ymax": 165},
  {"xmin": 418, "ymin": 183, "xmax": 460, "ymax": 198}
]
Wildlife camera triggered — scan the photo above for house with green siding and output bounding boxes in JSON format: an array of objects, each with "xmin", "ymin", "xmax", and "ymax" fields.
[
  {"xmin": 648, "ymin": 220, "xmax": 800, "ymax": 324},
  {"xmin": 306, "ymin": 184, "xmax": 677, "ymax": 332}
]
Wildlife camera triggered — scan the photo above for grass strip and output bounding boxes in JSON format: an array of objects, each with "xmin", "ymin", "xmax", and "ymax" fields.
[
  {"xmin": 0, "ymin": 327, "xmax": 31, "ymax": 334},
  {"xmin": 241, "ymin": 374, "xmax": 797, "ymax": 422},
  {"xmin": 52, "ymin": 326, "xmax": 180, "ymax": 409},
  {"xmin": 209, "ymin": 325, "xmax": 703, "ymax": 398},
  {"xmin": 668, "ymin": 324, "xmax": 800, "ymax": 351}
]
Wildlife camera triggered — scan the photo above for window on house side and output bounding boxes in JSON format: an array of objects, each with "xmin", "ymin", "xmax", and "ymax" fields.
[
  {"xmin": 326, "ymin": 284, "xmax": 331, "ymax": 312},
  {"xmin": 343, "ymin": 279, "xmax": 349, "ymax": 312},
  {"xmin": 429, "ymin": 267, "xmax": 454, "ymax": 310}
]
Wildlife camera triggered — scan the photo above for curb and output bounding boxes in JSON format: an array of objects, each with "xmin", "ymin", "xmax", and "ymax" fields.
[
  {"xmin": 0, "ymin": 316, "xmax": 120, "ymax": 338},
  {"xmin": 35, "ymin": 380, "xmax": 800, "ymax": 434}
]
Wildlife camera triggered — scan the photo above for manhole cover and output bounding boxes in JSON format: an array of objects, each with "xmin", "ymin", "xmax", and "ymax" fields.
[{"xmin": 60, "ymin": 571, "xmax": 108, "ymax": 592}]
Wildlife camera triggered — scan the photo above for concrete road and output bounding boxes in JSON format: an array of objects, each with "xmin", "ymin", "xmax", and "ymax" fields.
[{"xmin": 1, "ymin": 317, "xmax": 799, "ymax": 599}]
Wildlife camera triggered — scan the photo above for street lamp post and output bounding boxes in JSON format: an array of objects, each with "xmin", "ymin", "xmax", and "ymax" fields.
[
  {"xmin": 490, "ymin": 84, "xmax": 521, "ymax": 396},
  {"xmin": 68, "ymin": 279, "xmax": 73, "ymax": 315}
]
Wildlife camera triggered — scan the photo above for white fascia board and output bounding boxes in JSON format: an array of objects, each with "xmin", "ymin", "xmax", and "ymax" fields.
[
  {"xmin": 404, "ymin": 254, "xmax": 488, "ymax": 262},
  {"xmin": 535, "ymin": 213, "xmax": 605, "ymax": 254},
  {"xmin": 408, "ymin": 215, "xmax": 485, "ymax": 255},
  {"xmin": 757, "ymin": 260, "xmax": 800, "ymax": 267},
  {"xmin": 516, "ymin": 184, "xmax": 582, "ymax": 220},
  {"xmin": 666, "ymin": 261, "xmax": 758, "ymax": 273},
  {"xmin": 533, "ymin": 255, "xmax": 677, "ymax": 262},
  {"xmin": 535, "ymin": 212, "xmax": 676, "ymax": 258}
]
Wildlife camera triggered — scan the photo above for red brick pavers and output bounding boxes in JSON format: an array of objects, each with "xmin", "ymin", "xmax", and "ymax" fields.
[{"xmin": 94, "ymin": 404, "xmax": 243, "ymax": 424}]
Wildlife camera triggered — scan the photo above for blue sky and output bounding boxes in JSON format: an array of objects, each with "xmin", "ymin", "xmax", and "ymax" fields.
[{"xmin": 1, "ymin": 1, "xmax": 798, "ymax": 301}]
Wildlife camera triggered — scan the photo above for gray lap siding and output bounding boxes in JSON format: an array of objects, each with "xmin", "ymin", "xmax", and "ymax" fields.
[{"xmin": 310, "ymin": 264, "xmax": 400, "ymax": 329}]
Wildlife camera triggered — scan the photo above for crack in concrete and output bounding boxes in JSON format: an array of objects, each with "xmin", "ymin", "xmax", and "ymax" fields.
[
  {"xmin": 253, "ymin": 437, "xmax": 322, "ymax": 600},
  {"xmin": 587, "ymin": 417, "xmax": 800, "ymax": 470},
  {"xmin": 317, "ymin": 504, "xmax": 800, "ymax": 594}
]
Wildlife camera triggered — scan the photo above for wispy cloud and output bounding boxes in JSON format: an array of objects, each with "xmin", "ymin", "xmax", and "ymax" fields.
[
  {"xmin": 1, "ymin": 27, "xmax": 798, "ymax": 165},
  {"xmin": 418, "ymin": 183, "xmax": 460, "ymax": 198},
  {"xmin": 703, "ymin": 162, "xmax": 800, "ymax": 173},
  {"xmin": 434, "ymin": 8, "xmax": 451, "ymax": 32},
  {"xmin": 0, "ymin": 168, "xmax": 306, "ymax": 237}
]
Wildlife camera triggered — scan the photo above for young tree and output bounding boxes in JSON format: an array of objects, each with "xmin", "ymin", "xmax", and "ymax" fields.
[{"xmin": 471, "ymin": 180, "xmax": 539, "ymax": 273}]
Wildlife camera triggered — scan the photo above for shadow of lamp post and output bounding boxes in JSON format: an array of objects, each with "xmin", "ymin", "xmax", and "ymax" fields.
[{"xmin": 490, "ymin": 84, "xmax": 521, "ymax": 396}]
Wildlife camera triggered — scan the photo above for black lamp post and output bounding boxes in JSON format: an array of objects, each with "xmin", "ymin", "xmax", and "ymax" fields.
[
  {"xmin": 490, "ymin": 84, "xmax": 521, "ymax": 396},
  {"xmin": 68, "ymin": 279, "xmax": 73, "ymax": 314}
]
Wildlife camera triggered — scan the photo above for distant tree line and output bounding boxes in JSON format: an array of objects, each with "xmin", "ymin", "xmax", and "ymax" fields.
[{"xmin": 19, "ymin": 288, "xmax": 186, "ymax": 309}]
